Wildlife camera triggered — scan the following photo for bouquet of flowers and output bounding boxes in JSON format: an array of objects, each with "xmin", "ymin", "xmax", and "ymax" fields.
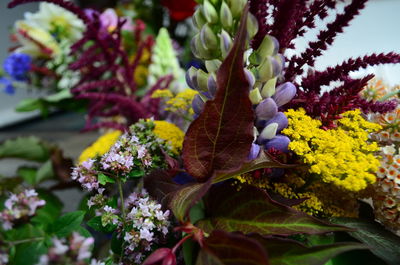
[{"xmin": 1, "ymin": 0, "xmax": 400, "ymax": 264}]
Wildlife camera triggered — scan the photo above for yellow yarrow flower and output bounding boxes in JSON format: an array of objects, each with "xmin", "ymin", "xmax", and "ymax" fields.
[
  {"xmin": 282, "ymin": 108, "xmax": 381, "ymax": 192},
  {"xmin": 152, "ymin": 88, "xmax": 198, "ymax": 116},
  {"xmin": 153, "ymin": 120, "xmax": 185, "ymax": 154},
  {"xmin": 79, "ymin": 131, "xmax": 122, "ymax": 164}
]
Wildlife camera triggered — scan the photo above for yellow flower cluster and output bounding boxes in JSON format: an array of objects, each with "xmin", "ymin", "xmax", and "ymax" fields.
[
  {"xmin": 235, "ymin": 173, "xmax": 359, "ymax": 217},
  {"xmin": 282, "ymin": 108, "xmax": 381, "ymax": 192},
  {"xmin": 79, "ymin": 130, "xmax": 122, "ymax": 164},
  {"xmin": 152, "ymin": 88, "xmax": 198, "ymax": 116},
  {"xmin": 153, "ymin": 120, "xmax": 185, "ymax": 154}
]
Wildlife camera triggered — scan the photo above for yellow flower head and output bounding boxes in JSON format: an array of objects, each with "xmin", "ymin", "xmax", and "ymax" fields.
[
  {"xmin": 152, "ymin": 120, "xmax": 185, "ymax": 154},
  {"xmin": 79, "ymin": 131, "xmax": 122, "ymax": 164},
  {"xmin": 282, "ymin": 108, "xmax": 381, "ymax": 192}
]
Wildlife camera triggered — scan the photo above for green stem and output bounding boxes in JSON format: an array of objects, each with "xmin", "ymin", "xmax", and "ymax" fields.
[
  {"xmin": 117, "ymin": 177, "xmax": 126, "ymax": 224},
  {"xmin": 6, "ymin": 237, "xmax": 44, "ymax": 246}
]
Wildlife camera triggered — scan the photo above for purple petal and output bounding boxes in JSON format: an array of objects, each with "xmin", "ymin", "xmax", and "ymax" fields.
[{"xmin": 265, "ymin": 135, "xmax": 290, "ymax": 153}]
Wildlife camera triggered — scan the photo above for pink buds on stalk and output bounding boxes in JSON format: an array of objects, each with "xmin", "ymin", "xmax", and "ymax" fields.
[{"xmin": 143, "ymin": 248, "xmax": 176, "ymax": 265}]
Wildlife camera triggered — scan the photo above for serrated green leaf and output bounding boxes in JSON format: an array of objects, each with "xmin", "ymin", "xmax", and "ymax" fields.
[
  {"xmin": 98, "ymin": 173, "xmax": 116, "ymax": 185},
  {"xmin": 128, "ymin": 169, "xmax": 145, "ymax": 178},
  {"xmin": 197, "ymin": 185, "xmax": 351, "ymax": 236},
  {"xmin": 12, "ymin": 241, "xmax": 47, "ymax": 265},
  {"xmin": 87, "ymin": 216, "xmax": 116, "ymax": 233},
  {"xmin": 0, "ymin": 136, "xmax": 49, "ymax": 162},
  {"xmin": 51, "ymin": 211, "xmax": 85, "ymax": 237},
  {"xmin": 331, "ymin": 218, "xmax": 400, "ymax": 265},
  {"xmin": 36, "ymin": 160, "xmax": 54, "ymax": 183},
  {"xmin": 251, "ymin": 234, "xmax": 367, "ymax": 265}
]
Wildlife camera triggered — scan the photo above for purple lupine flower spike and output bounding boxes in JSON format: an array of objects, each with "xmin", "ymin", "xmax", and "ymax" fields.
[
  {"xmin": 265, "ymin": 135, "xmax": 291, "ymax": 153},
  {"xmin": 273, "ymin": 82, "xmax": 296, "ymax": 107},
  {"xmin": 256, "ymin": 98, "xmax": 278, "ymax": 120}
]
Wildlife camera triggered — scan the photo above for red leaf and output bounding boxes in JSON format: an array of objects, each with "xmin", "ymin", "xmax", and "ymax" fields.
[
  {"xmin": 182, "ymin": 5, "xmax": 254, "ymax": 182},
  {"xmin": 197, "ymin": 230, "xmax": 269, "ymax": 265}
]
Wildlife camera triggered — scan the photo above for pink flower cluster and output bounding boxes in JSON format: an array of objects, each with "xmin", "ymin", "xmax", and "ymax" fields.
[
  {"xmin": 0, "ymin": 189, "xmax": 45, "ymax": 230},
  {"xmin": 122, "ymin": 190, "xmax": 170, "ymax": 264},
  {"xmin": 37, "ymin": 232, "xmax": 98, "ymax": 265},
  {"xmin": 71, "ymin": 159, "xmax": 100, "ymax": 191}
]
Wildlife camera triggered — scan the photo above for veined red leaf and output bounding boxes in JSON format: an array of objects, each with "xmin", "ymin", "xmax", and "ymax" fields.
[
  {"xmin": 197, "ymin": 184, "xmax": 351, "ymax": 236},
  {"xmin": 182, "ymin": 5, "xmax": 254, "ymax": 182},
  {"xmin": 251, "ymin": 234, "xmax": 367, "ymax": 265},
  {"xmin": 196, "ymin": 230, "xmax": 269, "ymax": 265}
]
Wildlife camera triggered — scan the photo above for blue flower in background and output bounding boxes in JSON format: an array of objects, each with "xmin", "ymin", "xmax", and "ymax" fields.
[
  {"xmin": 0, "ymin": 78, "xmax": 15, "ymax": 94},
  {"xmin": 3, "ymin": 53, "xmax": 31, "ymax": 81}
]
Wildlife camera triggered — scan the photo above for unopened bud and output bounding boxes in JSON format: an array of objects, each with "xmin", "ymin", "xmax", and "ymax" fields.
[
  {"xmin": 193, "ymin": 8, "xmax": 206, "ymax": 29},
  {"xmin": 220, "ymin": 29, "xmax": 232, "ymax": 58},
  {"xmin": 255, "ymin": 56, "xmax": 275, "ymax": 82},
  {"xmin": 258, "ymin": 35, "xmax": 279, "ymax": 56},
  {"xmin": 197, "ymin": 69, "xmax": 209, "ymax": 92},
  {"xmin": 200, "ymin": 23, "xmax": 218, "ymax": 50},
  {"xmin": 255, "ymin": 98, "xmax": 278, "ymax": 120},
  {"xmin": 261, "ymin": 78, "xmax": 277, "ymax": 98},
  {"xmin": 202, "ymin": 0, "xmax": 219, "ymax": 24},
  {"xmin": 205, "ymin": 59, "xmax": 222, "ymax": 73},
  {"xmin": 247, "ymin": 13, "xmax": 258, "ymax": 40},
  {"xmin": 207, "ymin": 74, "xmax": 217, "ymax": 96},
  {"xmin": 143, "ymin": 248, "xmax": 176, "ymax": 265},
  {"xmin": 265, "ymin": 135, "xmax": 290, "ymax": 153},
  {"xmin": 186, "ymin": 67, "xmax": 198, "ymax": 90},
  {"xmin": 227, "ymin": 0, "xmax": 246, "ymax": 18},
  {"xmin": 248, "ymin": 143, "xmax": 261, "ymax": 160},
  {"xmin": 220, "ymin": 1, "xmax": 233, "ymax": 30},
  {"xmin": 192, "ymin": 94, "xmax": 205, "ymax": 115},
  {"xmin": 244, "ymin": 68, "xmax": 255, "ymax": 90},
  {"xmin": 273, "ymin": 82, "xmax": 296, "ymax": 107},
  {"xmin": 265, "ymin": 112, "xmax": 288, "ymax": 132},
  {"xmin": 259, "ymin": 123, "xmax": 278, "ymax": 142},
  {"xmin": 249, "ymin": 88, "xmax": 263, "ymax": 105}
]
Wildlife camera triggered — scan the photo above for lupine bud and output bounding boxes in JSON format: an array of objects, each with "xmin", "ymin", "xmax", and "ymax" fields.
[
  {"xmin": 193, "ymin": 9, "xmax": 207, "ymax": 29},
  {"xmin": 202, "ymin": 0, "xmax": 219, "ymax": 24},
  {"xmin": 143, "ymin": 248, "xmax": 176, "ymax": 265},
  {"xmin": 220, "ymin": 1, "xmax": 233, "ymax": 30},
  {"xmin": 186, "ymin": 67, "xmax": 198, "ymax": 90},
  {"xmin": 227, "ymin": 0, "xmax": 247, "ymax": 18},
  {"xmin": 200, "ymin": 24, "xmax": 218, "ymax": 50},
  {"xmin": 193, "ymin": 34, "xmax": 214, "ymax": 59},
  {"xmin": 265, "ymin": 135, "xmax": 290, "ymax": 153},
  {"xmin": 265, "ymin": 112, "xmax": 288, "ymax": 132},
  {"xmin": 258, "ymin": 35, "xmax": 279, "ymax": 57},
  {"xmin": 256, "ymin": 56, "xmax": 278, "ymax": 82},
  {"xmin": 246, "ymin": 13, "xmax": 258, "ymax": 40},
  {"xmin": 192, "ymin": 94, "xmax": 205, "ymax": 115},
  {"xmin": 220, "ymin": 29, "xmax": 232, "ymax": 58},
  {"xmin": 249, "ymin": 88, "xmax": 263, "ymax": 105},
  {"xmin": 256, "ymin": 98, "xmax": 278, "ymax": 120},
  {"xmin": 207, "ymin": 74, "xmax": 217, "ymax": 96},
  {"xmin": 191, "ymin": 37, "xmax": 201, "ymax": 58},
  {"xmin": 248, "ymin": 143, "xmax": 260, "ymax": 160},
  {"xmin": 205, "ymin": 59, "xmax": 222, "ymax": 73},
  {"xmin": 244, "ymin": 68, "xmax": 255, "ymax": 90},
  {"xmin": 273, "ymin": 82, "xmax": 296, "ymax": 107},
  {"xmin": 261, "ymin": 78, "xmax": 277, "ymax": 98},
  {"xmin": 197, "ymin": 69, "xmax": 209, "ymax": 92},
  {"xmin": 259, "ymin": 123, "xmax": 278, "ymax": 142}
]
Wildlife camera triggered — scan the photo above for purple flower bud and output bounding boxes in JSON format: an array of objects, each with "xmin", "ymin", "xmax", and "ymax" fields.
[
  {"xmin": 207, "ymin": 75, "xmax": 217, "ymax": 96},
  {"xmin": 271, "ymin": 56, "xmax": 283, "ymax": 77},
  {"xmin": 192, "ymin": 94, "xmax": 205, "ymax": 115},
  {"xmin": 256, "ymin": 98, "xmax": 277, "ymax": 120},
  {"xmin": 272, "ymin": 82, "xmax": 296, "ymax": 107},
  {"xmin": 201, "ymin": 91, "xmax": 213, "ymax": 99},
  {"xmin": 220, "ymin": 30, "xmax": 232, "ymax": 58},
  {"xmin": 265, "ymin": 112, "xmax": 288, "ymax": 132},
  {"xmin": 258, "ymin": 123, "xmax": 278, "ymax": 144},
  {"xmin": 265, "ymin": 135, "xmax": 290, "ymax": 153},
  {"xmin": 248, "ymin": 143, "xmax": 260, "ymax": 160},
  {"xmin": 244, "ymin": 68, "xmax": 255, "ymax": 90},
  {"xmin": 185, "ymin": 70, "xmax": 195, "ymax": 90}
]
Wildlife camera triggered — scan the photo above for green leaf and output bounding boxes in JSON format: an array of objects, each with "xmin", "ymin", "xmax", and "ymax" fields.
[
  {"xmin": 170, "ymin": 180, "xmax": 212, "ymax": 223},
  {"xmin": 0, "ymin": 136, "xmax": 49, "ymax": 161},
  {"xmin": 128, "ymin": 169, "xmax": 145, "ymax": 178},
  {"xmin": 4, "ymin": 224, "xmax": 45, "ymax": 242},
  {"xmin": 35, "ymin": 159, "xmax": 54, "ymax": 183},
  {"xmin": 98, "ymin": 173, "xmax": 116, "ymax": 185},
  {"xmin": 87, "ymin": 216, "xmax": 116, "ymax": 233},
  {"xmin": 196, "ymin": 230, "xmax": 269, "ymax": 265},
  {"xmin": 251, "ymin": 234, "xmax": 367, "ymax": 265},
  {"xmin": 214, "ymin": 151, "xmax": 296, "ymax": 183},
  {"xmin": 15, "ymin": 98, "xmax": 44, "ymax": 112},
  {"xmin": 197, "ymin": 184, "xmax": 351, "ymax": 236},
  {"xmin": 51, "ymin": 211, "xmax": 85, "ymax": 237},
  {"xmin": 17, "ymin": 167, "xmax": 37, "ymax": 185},
  {"xmin": 182, "ymin": 6, "xmax": 254, "ymax": 182},
  {"xmin": 12, "ymin": 241, "xmax": 47, "ymax": 265},
  {"xmin": 111, "ymin": 231, "xmax": 123, "ymax": 255},
  {"xmin": 331, "ymin": 218, "xmax": 400, "ymax": 265},
  {"xmin": 183, "ymin": 238, "xmax": 199, "ymax": 265}
]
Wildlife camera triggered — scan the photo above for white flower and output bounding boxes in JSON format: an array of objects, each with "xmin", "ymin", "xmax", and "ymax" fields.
[
  {"xmin": 103, "ymin": 206, "xmax": 116, "ymax": 213},
  {"xmin": 139, "ymin": 228, "xmax": 154, "ymax": 242},
  {"xmin": 36, "ymin": 255, "xmax": 49, "ymax": 265},
  {"xmin": 90, "ymin": 259, "xmax": 105, "ymax": 265},
  {"xmin": 52, "ymin": 238, "xmax": 69, "ymax": 255},
  {"xmin": 382, "ymin": 145, "xmax": 396, "ymax": 155},
  {"xmin": 25, "ymin": 189, "xmax": 38, "ymax": 197}
]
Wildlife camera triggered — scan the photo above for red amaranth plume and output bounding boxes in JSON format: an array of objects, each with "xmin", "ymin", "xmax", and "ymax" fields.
[{"xmin": 285, "ymin": 0, "xmax": 367, "ymax": 81}]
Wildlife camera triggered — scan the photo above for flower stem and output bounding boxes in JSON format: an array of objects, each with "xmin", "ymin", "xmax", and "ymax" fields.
[
  {"xmin": 117, "ymin": 177, "xmax": 126, "ymax": 223},
  {"xmin": 172, "ymin": 234, "xmax": 193, "ymax": 253},
  {"xmin": 6, "ymin": 237, "xmax": 44, "ymax": 246}
]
